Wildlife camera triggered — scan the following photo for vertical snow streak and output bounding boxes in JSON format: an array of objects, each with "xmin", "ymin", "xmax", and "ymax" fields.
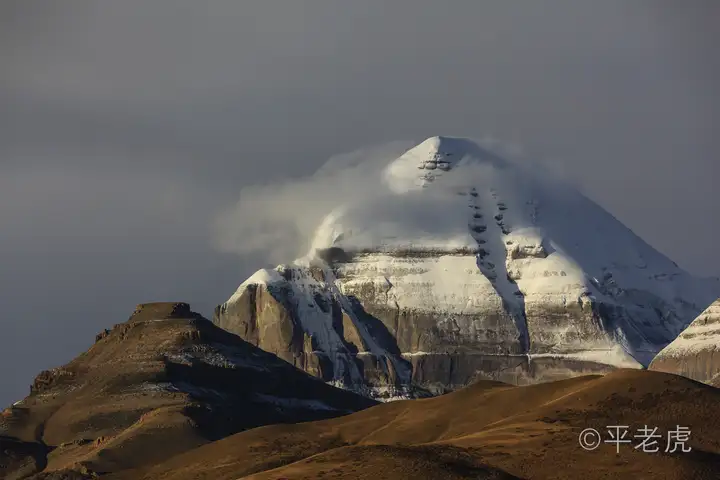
[
  {"xmin": 322, "ymin": 264, "xmax": 412, "ymax": 386},
  {"xmin": 469, "ymin": 187, "xmax": 530, "ymax": 352}
]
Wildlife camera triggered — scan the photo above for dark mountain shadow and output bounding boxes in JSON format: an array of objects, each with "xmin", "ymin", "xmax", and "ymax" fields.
[{"xmin": 345, "ymin": 296, "xmax": 413, "ymax": 382}]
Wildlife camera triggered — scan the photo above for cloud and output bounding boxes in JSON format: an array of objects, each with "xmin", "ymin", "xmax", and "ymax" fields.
[
  {"xmin": 212, "ymin": 141, "xmax": 414, "ymax": 262},
  {"xmin": 210, "ymin": 137, "xmax": 566, "ymax": 263}
]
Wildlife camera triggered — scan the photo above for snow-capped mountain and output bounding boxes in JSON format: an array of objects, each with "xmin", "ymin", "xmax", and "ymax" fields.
[
  {"xmin": 650, "ymin": 299, "xmax": 720, "ymax": 385},
  {"xmin": 215, "ymin": 136, "xmax": 719, "ymax": 397}
]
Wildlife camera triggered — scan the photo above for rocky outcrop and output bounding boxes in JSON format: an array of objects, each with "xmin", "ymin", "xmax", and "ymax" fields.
[
  {"xmin": 214, "ymin": 276, "xmax": 413, "ymax": 398},
  {"xmin": 213, "ymin": 282, "xmax": 322, "ymax": 377},
  {"xmin": 30, "ymin": 369, "xmax": 75, "ymax": 395},
  {"xmin": 128, "ymin": 302, "xmax": 196, "ymax": 321},
  {"xmin": 649, "ymin": 299, "xmax": 720, "ymax": 385}
]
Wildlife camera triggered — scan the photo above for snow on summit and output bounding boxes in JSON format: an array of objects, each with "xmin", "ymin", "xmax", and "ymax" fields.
[
  {"xmin": 216, "ymin": 136, "xmax": 720, "ymax": 396},
  {"xmin": 383, "ymin": 136, "xmax": 507, "ymax": 193},
  {"xmin": 309, "ymin": 135, "xmax": 715, "ymax": 312}
]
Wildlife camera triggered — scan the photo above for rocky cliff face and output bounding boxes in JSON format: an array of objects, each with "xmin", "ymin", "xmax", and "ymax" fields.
[
  {"xmin": 215, "ymin": 136, "xmax": 720, "ymax": 398},
  {"xmin": 214, "ymin": 270, "xmax": 418, "ymax": 399},
  {"xmin": 649, "ymin": 299, "xmax": 720, "ymax": 385}
]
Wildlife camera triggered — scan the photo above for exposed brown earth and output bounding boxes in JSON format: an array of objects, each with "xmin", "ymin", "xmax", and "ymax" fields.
[{"xmin": 110, "ymin": 369, "xmax": 720, "ymax": 480}]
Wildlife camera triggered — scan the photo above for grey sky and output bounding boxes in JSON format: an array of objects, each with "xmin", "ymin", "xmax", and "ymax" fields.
[{"xmin": 1, "ymin": 1, "xmax": 718, "ymax": 406}]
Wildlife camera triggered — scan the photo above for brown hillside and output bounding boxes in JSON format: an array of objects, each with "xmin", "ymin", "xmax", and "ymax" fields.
[
  {"xmin": 122, "ymin": 369, "xmax": 720, "ymax": 480},
  {"xmin": 0, "ymin": 303, "xmax": 375, "ymax": 479},
  {"xmin": 3, "ymin": 302, "xmax": 719, "ymax": 479}
]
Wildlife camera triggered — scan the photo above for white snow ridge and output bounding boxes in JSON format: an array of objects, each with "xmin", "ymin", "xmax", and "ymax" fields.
[
  {"xmin": 217, "ymin": 136, "xmax": 720, "ymax": 398},
  {"xmin": 653, "ymin": 300, "xmax": 720, "ymax": 357}
]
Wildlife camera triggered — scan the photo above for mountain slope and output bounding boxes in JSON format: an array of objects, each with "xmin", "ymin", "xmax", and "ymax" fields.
[
  {"xmin": 116, "ymin": 369, "xmax": 720, "ymax": 480},
  {"xmin": 650, "ymin": 299, "xmax": 720, "ymax": 384},
  {"xmin": 216, "ymin": 136, "xmax": 719, "ymax": 396},
  {"xmin": 0, "ymin": 302, "xmax": 375, "ymax": 479}
]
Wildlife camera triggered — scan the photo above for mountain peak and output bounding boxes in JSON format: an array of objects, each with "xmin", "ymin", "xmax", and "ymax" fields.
[
  {"xmin": 384, "ymin": 136, "xmax": 505, "ymax": 192},
  {"xmin": 218, "ymin": 138, "xmax": 719, "ymax": 397}
]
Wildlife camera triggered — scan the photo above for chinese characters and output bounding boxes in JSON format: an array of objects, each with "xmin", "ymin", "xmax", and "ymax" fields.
[{"xmin": 578, "ymin": 426, "xmax": 692, "ymax": 453}]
